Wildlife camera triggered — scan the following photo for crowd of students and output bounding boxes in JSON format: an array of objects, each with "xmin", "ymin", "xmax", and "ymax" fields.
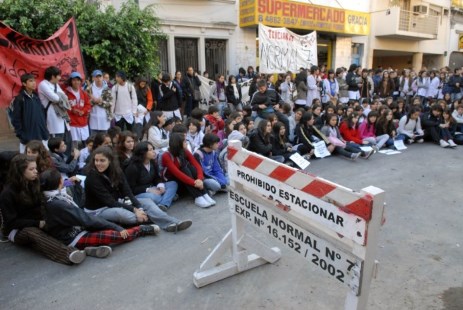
[{"xmin": 2, "ymin": 63, "xmax": 463, "ymax": 266}]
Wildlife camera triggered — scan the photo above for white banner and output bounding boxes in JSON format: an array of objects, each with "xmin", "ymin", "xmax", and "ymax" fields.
[{"xmin": 259, "ymin": 23, "xmax": 317, "ymax": 74}]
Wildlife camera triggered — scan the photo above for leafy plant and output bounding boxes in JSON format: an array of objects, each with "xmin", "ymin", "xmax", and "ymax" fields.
[{"xmin": 0, "ymin": 0, "xmax": 165, "ymax": 78}]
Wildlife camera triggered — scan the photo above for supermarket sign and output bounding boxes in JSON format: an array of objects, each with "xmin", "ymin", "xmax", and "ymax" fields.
[{"xmin": 240, "ymin": 0, "xmax": 370, "ymax": 35}]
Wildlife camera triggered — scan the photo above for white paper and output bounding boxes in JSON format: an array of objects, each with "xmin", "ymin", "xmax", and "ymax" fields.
[
  {"xmin": 393, "ymin": 139, "xmax": 407, "ymax": 151},
  {"xmin": 313, "ymin": 141, "xmax": 331, "ymax": 158},
  {"xmin": 290, "ymin": 152, "xmax": 310, "ymax": 170},
  {"xmin": 378, "ymin": 150, "xmax": 401, "ymax": 155}
]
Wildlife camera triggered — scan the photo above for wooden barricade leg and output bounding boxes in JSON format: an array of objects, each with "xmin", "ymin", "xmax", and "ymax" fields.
[
  {"xmin": 193, "ymin": 214, "xmax": 281, "ymax": 288},
  {"xmin": 344, "ymin": 186, "xmax": 385, "ymax": 310}
]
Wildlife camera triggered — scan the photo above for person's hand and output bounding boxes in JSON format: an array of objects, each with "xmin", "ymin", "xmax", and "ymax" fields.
[
  {"xmin": 120, "ymin": 230, "xmax": 129, "ymax": 239},
  {"xmin": 273, "ymin": 104, "xmax": 280, "ymax": 110},
  {"xmin": 148, "ymin": 187, "xmax": 163, "ymax": 195},
  {"xmin": 39, "ymin": 220, "xmax": 46, "ymax": 229},
  {"xmin": 78, "ymin": 110, "xmax": 84, "ymax": 116},
  {"xmin": 258, "ymin": 104, "xmax": 267, "ymax": 109},
  {"xmin": 362, "ymin": 140, "xmax": 369, "ymax": 145},
  {"xmin": 172, "ymin": 86, "xmax": 177, "ymax": 92},
  {"xmin": 157, "ymin": 186, "xmax": 166, "ymax": 194},
  {"xmin": 73, "ymin": 149, "xmax": 80, "ymax": 160},
  {"xmin": 134, "ymin": 208, "xmax": 148, "ymax": 223},
  {"xmin": 68, "ymin": 176, "xmax": 80, "ymax": 184},
  {"xmin": 194, "ymin": 179, "xmax": 203, "ymax": 190}
]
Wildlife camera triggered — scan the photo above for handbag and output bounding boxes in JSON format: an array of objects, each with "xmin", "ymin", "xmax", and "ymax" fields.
[{"xmin": 194, "ymin": 89, "xmax": 201, "ymax": 101}]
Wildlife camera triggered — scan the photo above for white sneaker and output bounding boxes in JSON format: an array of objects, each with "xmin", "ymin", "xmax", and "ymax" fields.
[
  {"xmin": 448, "ymin": 139, "xmax": 457, "ymax": 147},
  {"xmin": 416, "ymin": 139, "xmax": 424, "ymax": 143},
  {"xmin": 195, "ymin": 196, "xmax": 211, "ymax": 208},
  {"xmin": 203, "ymin": 194, "xmax": 216, "ymax": 206},
  {"xmin": 440, "ymin": 139, "xmax": 450, "ymax": 148},
  {"xmin": 350, "ymin": 153, "xmax": 360, "ymax": 161},
  {"xmin": 69, "ymin": 250, "xmax": 86, "ymax": 264}
]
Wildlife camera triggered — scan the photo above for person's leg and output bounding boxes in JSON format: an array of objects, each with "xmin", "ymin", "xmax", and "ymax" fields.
[
  {"xmin": 14, "ymin": 227, "xmax": 76, "ymax": 265},
  {"xmin": 137, "ymin": 198, "xmax": 180, "ymax": 229},
  {"xmin": 115, "ymin": 118, "xmax": 126, "ymax": 131},
  {"xmin": 426, "ymin": 126, "xmax": 441, "ymax": 143},
  {"xmin": 334, "ymin": 146, "xmax": 355, "ymax": 158},
  {"xmin": 271, "ymin": 155, "xmax": 285, "ymax": 163},
  {"xmin": 98, "ymin": 207, "xmax": 138, "ymax": 226},
  {"xmin": 185, "ymin": 96, "xmax": 193, "ymax": 117},
  {"xmin": 375, "ymin": 134, "xmax": 390, "ymax": 149},
  {"xmin": 75, "ymin": 227, "xmax": 140, "ymax": 248},
  {"xmin": 203, "ymin": 178, "xmax": 221, "ymax": 193}
]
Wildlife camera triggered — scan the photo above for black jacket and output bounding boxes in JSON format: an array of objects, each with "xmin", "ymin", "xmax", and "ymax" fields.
[
  {"xmin": 84, "ymin": 169, "xmax": 140, "ymax": 211},
  {"xmin": 182, "ymin": 74, "xmax": 201, "ymax": 97},
  {"xmin": 346, "ymin": 72, "xmax": 359, "ymax": 91},
  {"xmin": 225, "ymin": 84, "xmax": 242, "ymax": 105},
  {"xmin": 11, "ymin": 90, "xmax": 49, "ymax": 144},
  {"xmin": 248, "ymin": 130, "xmax": 272, "ymax": 156},
  {"xmin": 421, "ymin": 112, "xmax": 442, "ymax": 128},
  {"xmin": 124, "ymin": 160, "xmax": 162, "ymax": 195},
  {"xmin": 159, "ymin": 83, "xmax": 179, "ymax": 111},
  {"xmin": 0, "ymin": 184, "xmax": 42, "ymax": 234},
  {"xmin": 44, "ymin": 195, "xmax": 124, "ymax": 245}
]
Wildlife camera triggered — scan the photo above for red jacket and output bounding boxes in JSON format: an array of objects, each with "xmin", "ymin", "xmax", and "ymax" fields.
[
  {"xmin": 204, "ymin": 114, "xmax": 225, "ymax": 135},
  {"xmin": 162, "ymin": 150, "xmax": 204, "ymax": 186},
  {"xmin": 65, "ymin": 87, "xmax": 91, "ymax": 127},
  {"xmin": 339, "ymin": 121, "xmax": 362, "ymax": 144}
]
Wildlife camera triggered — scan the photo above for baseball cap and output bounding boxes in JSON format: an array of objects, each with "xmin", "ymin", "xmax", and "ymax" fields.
[
  {"xmin": 92, "ymin": 70, "xmax": 103, "ymax": 77},
  {"xmin": 69, "ymin": 72, "xmax": 82, "ymax": 80}
]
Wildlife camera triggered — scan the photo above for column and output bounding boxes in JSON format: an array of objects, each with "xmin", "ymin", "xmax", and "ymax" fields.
[
  {"xmin": 199, "ymin": 37, "xmax": 206, "ymax": 74},
  {"xmin": 168, "ymin": 34, "xmax": 176, "ymax": 76},
  {"xmin": 412, "ymin": 52, "xmax": 423, "ymax": 71}
]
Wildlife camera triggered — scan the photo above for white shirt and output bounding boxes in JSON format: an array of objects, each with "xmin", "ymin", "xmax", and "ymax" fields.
[
  {"xmin": 89, "ymin": 83, "xmax": 110, "ymax": 131},
  {"xmin": 111, "ymin": 82, "xmax": 138, "ymax": 123},
  {"xmin": 38, "ymin": 79, "xmax": 67, "ymax": 134}
]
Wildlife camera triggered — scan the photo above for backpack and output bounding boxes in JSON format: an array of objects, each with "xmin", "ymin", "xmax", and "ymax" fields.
[{"xmin": 6, "ymin": 94, "xmax": 24, "ymax": 130}]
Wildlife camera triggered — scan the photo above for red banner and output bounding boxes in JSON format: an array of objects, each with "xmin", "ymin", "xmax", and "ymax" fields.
[{"xmin": 0, "ymin": 17, "xmax": 85, "ymax": 107}]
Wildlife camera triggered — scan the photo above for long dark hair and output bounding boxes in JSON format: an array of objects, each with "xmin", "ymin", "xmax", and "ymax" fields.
[
  {"xmin": 345, "ymin": 113, "xmax": 359, "ymax": 129},
  {"xmin": 8, "ymin": 154, "xmax": 40, "ymax": 205},
  {"xmin": 86, "ymin": 146, "xmax": 122, "ymax": 187},
  {"xmin": 257, "ymin": 119, "xmax": 271, "ymax": 143},
  {"xmin": 300, "ymin": 111, "xmax": 314, "ymax": 129},
  {"xmin": 366, "ymin": 111, "xmax": 379, "ymax": 131},
  {"xmin": 131, "ymin": 141, "xmax": 154, "ymax": 165},
  {"xmin": 272, "ymin": 121, "xmax": 286, "ymax": 145},
  {"xmin": 143, "ymin": 111, "xmax": 164, "ymax": 139},
  {"xmin": 25, "ymin": 140, "xmax": 53, "ymax": 173},
  {"xmin": 376, "ymin": 108, "xmax": 392, "ymax": 133},
  {"xmin": 169, "ymin": 133, "xmax": 186, "ymax": 158},
  {"xmin": 117, "ymin": 130, "xmax": 137, "ymax": 155}
]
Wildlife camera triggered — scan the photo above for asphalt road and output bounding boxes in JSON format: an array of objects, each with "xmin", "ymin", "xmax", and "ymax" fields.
[{"xmin": 1, "ymin": 143, "xmax": 462, "ymax": 310}]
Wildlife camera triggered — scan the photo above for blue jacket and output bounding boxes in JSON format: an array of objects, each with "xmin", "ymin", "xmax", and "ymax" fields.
[{"xmin": 194, "ymin": 148, "xmax": 227, "ymax": 186}]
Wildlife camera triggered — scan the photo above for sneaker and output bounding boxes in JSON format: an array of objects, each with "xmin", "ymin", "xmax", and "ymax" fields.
[
  {"xmin": 209, "ymin": 190, "xmax": 217, "ymax": 197},
  {"xmin": 440, "ymin": 139, "xmax": 450, "ymax": 148},
  {"xmin": 363, "ymin": 149, "xmax": 374, "ymax": 160},
  {"xmin": 203, "ymin": 194, "xmax": 216, "ymax": 206},
  {"xmin": 195, "ymin": 196, "xmax": 211, "ymax": 208},
  {"xmin": 158, "ymin": 205, "xmax": 168, "ymax": 212},
  {"xmin": 448, "ymin": 139, "xmax": 457, "ymax": 147},
  {"xmin": 372, "ymin": 145, "xmax": 379, "ymax": 152},
  {"xmin": 406, "ymin": 139, "xmax": 414, "ymax": 145},
  {"xmin": 350, "ymin": 153, "xmax": 361, "ymax": 161},
  {"xmin": 84, "ymin": 246, "xmax": 112, "ymax": 258},
  {"xmin": 139, "ymin": 224, "xmax": 161, "ymax": 236},
  {"xmin": 165, "ymin": 220, "xmax": 192, "ymax": 233},
  {"xmin": 416, "ymin": 139, "xmax": 424, "ymax": 143},
  {"xmin": 173, "ymin": 194, "xmax": 179, "ymax": 201},
  {"xmin": 69, "ymin": 250, "xmax": 86, "ymax": 264}
]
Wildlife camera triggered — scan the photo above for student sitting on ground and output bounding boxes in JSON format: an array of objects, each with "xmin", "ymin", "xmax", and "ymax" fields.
[
  {"xmin": 396, "ymin": 107, "xmax": 425, "ymax": 144},
  {"xmin": 421, "ymin": 104, "xmax": 457, "ymax": 148},
  {"xmin": 194, "ymin": 134, "xmax": 228, "ymax": 195},
  {"xmin": 358, "ymin": 111, "xmax": 389, "ymax": 151},
  {"xmin": 321, "ymin": 114, "xmax": 372, "ymax": 161},
  {"xmin": 248, "ymin": 119, "xmax": 285, "ymax": 163},
  {"xmin": 162, "ymin": 133, "xmax": 215, "ymax": 208},
  {"xmin": 143, "ymin": 111, "xmax": 169, "ymax": 151},
  {"xmin": 25, "ymin": 140, "xmax": 54, "ymax": 173},
  {"xmin": 375, "ymin": 109, "xmax": 397, "ymax": 148},
  {"xmin": 78, "ymin": 136, "xmax": 94, "ymax": 171},
  {"xmin": 339, "ymin": 113, "xmax": 371, "ymax": 148},
  {"xmin": 204, "ymin": 106, "xmax": 225, "ymax": 136},
  {"xmin": 271, "ymin": 122, "xmax": 295, "ymax": 163},
  {"xmin": 0, "ymin": 155, "xmax": 86, "ymax": 265},
  {"xmin": 40, "ymin": 169, "xmax": 159, "ymax": 259},
  {"xmin": 48, "ymin": 137, "xmax": 80, "ymax": 177},
  {"xmin": 125, "ymin": 142, "xmax": 181, "ymax": 213},
  {"xmin": 186, "ymin": 118, "xmax": 204, "ymax": 153},
  {"xmin": 85, "ymin": 146, "xmax": 191, "ymax": 233},
  {"xmin": 296, "ymin": 111, "xmax": 331, "ymax": 158},
  {"xmin": 116, "ymin": 130, "xmax": 137, "ymax": 169}
]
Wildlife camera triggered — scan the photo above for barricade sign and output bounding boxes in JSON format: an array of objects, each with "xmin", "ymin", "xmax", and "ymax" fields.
[{"xmin": 193, "ymin": 141, "xmax": 385, "ymax": 310}]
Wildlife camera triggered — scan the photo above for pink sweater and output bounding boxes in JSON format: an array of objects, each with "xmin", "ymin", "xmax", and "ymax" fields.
[{"xmin": 358, "ymin": 122, "xmax": 376, "ymax": 139}]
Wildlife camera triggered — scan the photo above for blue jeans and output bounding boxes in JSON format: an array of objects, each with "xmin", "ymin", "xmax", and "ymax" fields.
[
  {"xmin": 204, "ymin": 178, "xmax": 221, "ymax": 192},
  {"xmin": 97, "ymin": 198, "xmax": 180, "ymax": 229},
  {"xmin": 135, "ymin": 181, "xmax": 178, "ymax": 208}
]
